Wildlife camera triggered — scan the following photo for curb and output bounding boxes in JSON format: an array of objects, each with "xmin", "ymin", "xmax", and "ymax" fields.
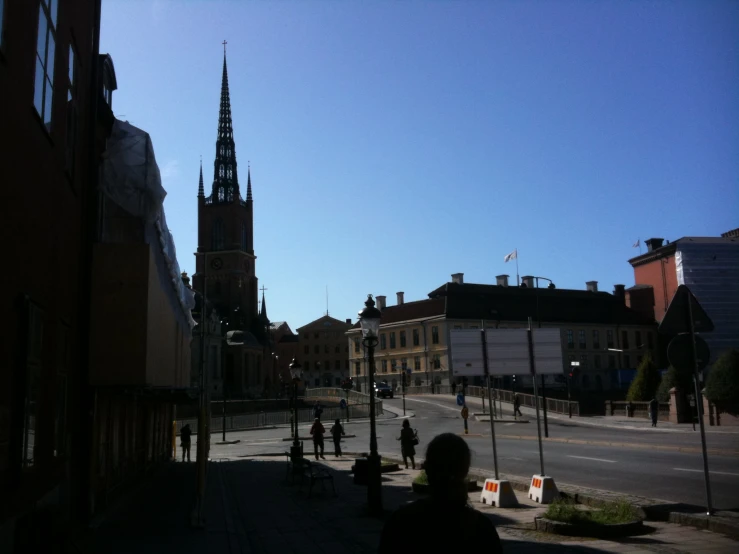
[
  {"xmin": 534, "ymin": 516, "xmax": 644, "ymax": 538},
  {"xmin": 215, "ymin": 439, "xmax": 241, "ymax": 445},
  {"xmin": 280, "ymin": 435, "xmax": 357, "ymax": 441}
]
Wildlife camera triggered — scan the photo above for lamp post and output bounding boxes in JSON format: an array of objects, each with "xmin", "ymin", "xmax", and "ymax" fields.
[
  {"xmin": 531, "ymin": 276, "xmax": 556, "ymax": 437},
  {"xmin": 289, "ymin": 358, "xmax": 302, "ymax": 462},
  {"xmin": 568, "ymin": 361, "xmax": 579, "ymax": 418},
  {"xmin": 358, "ymin": 294, "xmax": 383, "ymax": 515}
]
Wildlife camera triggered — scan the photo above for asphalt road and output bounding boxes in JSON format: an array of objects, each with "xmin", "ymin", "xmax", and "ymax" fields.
[{"xmin": 207, "ymin": 395, "xmax": 739, "ymax": 510}]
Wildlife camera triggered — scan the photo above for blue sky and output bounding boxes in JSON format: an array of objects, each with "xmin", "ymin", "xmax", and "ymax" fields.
[{"xmin": 100, "ymin": 0, "xmax": 738, "ymax": 329}]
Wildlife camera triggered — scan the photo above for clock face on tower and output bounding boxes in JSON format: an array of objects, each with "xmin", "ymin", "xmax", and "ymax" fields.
[{"xmin": 210, "ymin": 257, "xmax": 223, "ymax": 270}]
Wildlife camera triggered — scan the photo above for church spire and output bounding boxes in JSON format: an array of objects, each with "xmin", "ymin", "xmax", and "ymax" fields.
[
  {"xmin": 247, "ymin": 163, "xmax": 252, "ymax": 203},
  {"xmin": 198, "ymin": 157, "xmax": 204, "ymax": 197},
  {"xmin": 260, "ymin": 288, "xmax": 268, "ymax": 321},
  {"xmin": 211, "ymin": 40, "xmax": 239, "ymax": 203}
]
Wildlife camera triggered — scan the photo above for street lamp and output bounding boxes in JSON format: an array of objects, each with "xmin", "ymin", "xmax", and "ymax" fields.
[
  {"xmin": 568, "ymin": 361, "xmax": 580, "ymax": 418},
  {"xmin": 358, "ymin": 294, "xmax": 382, "ymax": 515},
  {"xmin": 529, "ymin": 276, "xmax": 556, "ymax": 438},
  {"xmin": 289, "ymin": 358, "xmax": 302, "ymax": 462}
]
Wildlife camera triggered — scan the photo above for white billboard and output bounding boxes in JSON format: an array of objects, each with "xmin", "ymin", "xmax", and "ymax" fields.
[{"xmin": 450, "ymin": 328, "xmax": 565, "ymax": 377}]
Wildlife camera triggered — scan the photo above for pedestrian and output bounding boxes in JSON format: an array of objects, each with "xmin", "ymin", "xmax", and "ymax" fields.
[
  {"xmin": 180, "ymin": 423, "xmax": 192, "ymax": 463},
  {"xmin": 313, "ymin": 401, "xmax": 323, "ymax": 421},
  {"xmin": 379, "ymin": 433, "xmax": 503, "ymax": 554},
  {"xmin": 330, "ymin": 418, "xmax": 345, "ymax": 457},
  {"xmin": 397, "ymin": 419, "xmax": 418, "ymax": 469},
  {"xmin": 310, "ymin": 417, "xmax": 326, "ymax": 460},
  {"xmin": 649, "ymin": 397, "xmax": 659, "ymax": 427},
  {"xmin": 451, "ymin": 380, "xmax": 457, "ymax": 395},
  {"xmin": 513, "ymin": 394, "xmax": 523, "ymax": 417}
]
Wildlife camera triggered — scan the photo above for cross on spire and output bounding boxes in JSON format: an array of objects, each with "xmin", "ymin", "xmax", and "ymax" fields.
[{"xmin": 222, "ymin": 39, "xmax": 227, "ymax": 54}]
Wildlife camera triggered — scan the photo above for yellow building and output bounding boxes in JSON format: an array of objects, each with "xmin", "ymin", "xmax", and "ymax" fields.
[{"xmin": 347, "ymin": 274, "xmax": 658, "ymax": 392}]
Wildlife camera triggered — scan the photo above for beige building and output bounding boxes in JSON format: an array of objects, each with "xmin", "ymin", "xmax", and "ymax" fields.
[
  {"xmin": 297, "ymin": 316, "xmax": 354, "ymax": 387},
  {"xmin": 347, "ymin": 274, "xmax": 658, "ymax": 392}
]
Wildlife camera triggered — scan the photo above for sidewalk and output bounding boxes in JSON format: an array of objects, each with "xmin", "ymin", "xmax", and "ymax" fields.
[{"xmin": 72, "ymin": 453, "xmax": 739, "ymax": 553}]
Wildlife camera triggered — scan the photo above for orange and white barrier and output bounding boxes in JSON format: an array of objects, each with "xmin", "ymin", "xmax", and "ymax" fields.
[
  {"xmin": 480, "ymin": 478, "xmax": 518, "ymax": 508},
  {"xmin": 528, "ymin": 474, "xmax": 557, "ymax": 504}
]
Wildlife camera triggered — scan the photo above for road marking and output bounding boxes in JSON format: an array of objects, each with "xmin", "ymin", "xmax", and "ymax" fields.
[
  {"xmin": 504, "ymin": 422, "xmax": 515, "ymax": 426},
  {"xmin": 567, "ymin": 455, "xmax": 617, "ymax": 463},
  {"xmin": 673, "ymin": 468, "xmax": 739, "ymax": 477},
  {"xmin": 403, "ymin": 397, "xmax": 460, "ymax": 413},
  {"xmin": 505, "ymin": 457, "xmax": 524, "ymax": 461}
]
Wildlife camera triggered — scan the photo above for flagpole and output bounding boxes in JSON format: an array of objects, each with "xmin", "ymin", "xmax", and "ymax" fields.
[{"xmin": 516, "ymin": 249, "xmax": 520, "ymax": 287}]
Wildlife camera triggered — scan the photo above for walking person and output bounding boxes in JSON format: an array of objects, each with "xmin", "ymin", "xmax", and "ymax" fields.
[
  {"xmin": 513, "ymin": 394, "xmax": 523, "ymax": 418},
  {"xmin": 451, "ymin": 380, "xmax": 457, "ymax": 395},
  {"xmin": 397, "ymin": 419, "xmax": 418, "ymax": 469},
  {"xmin": 180, "ymin": 423, "xmax": 192, "ymax": 463},
  {"xmin": 310, "ymin": 417, "xmax": 326, "ymax": 460},
  {"xmin": 649, "ymin": 397, "xmax": 659, "ymax": 427},
  {"xmin": 379, "ymin": 433, "xmax": 503, "ymax": 553},
  {"xmin": 330, "ymin": 418, "xmax": 345, "ymax": 457},
  {"xmin": 313, "ymin": 401, "xmax": 323, "ymax": 421}
]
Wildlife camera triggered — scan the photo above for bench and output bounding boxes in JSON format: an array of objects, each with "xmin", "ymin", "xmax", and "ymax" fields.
[{"xmin": 300, "ymin": 459, "xmax": 336, "ymax": 498}]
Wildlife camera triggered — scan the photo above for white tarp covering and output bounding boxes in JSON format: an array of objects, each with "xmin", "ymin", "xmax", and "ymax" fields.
[{"xmin": 450, "ymin": 328, "xmax": 565, "ymax": 377}]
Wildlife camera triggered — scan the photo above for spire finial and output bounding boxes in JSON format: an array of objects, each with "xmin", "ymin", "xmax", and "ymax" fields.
[
  {"xmin": 222, "ymin": 39, "xmax": 227, "ymax": 56},
  {"xmin": 198, "ymin": 157, "xmax": 204, "ymax": 197},
  {"xmin": 246, "ymin": 164, "xmax": 253, "ymax": 203}
]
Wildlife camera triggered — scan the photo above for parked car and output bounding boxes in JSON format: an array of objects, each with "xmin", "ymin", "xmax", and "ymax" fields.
[{"xmin": 374, "ymin": 381, "xmax": 394, "ymax": 399}]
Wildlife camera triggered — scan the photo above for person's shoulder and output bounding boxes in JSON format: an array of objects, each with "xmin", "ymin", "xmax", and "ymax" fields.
[{"xmin": 469, "ymin": 508, "xmax": 502, "ymax": 546}]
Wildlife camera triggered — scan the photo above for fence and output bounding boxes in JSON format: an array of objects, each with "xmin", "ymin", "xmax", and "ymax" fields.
[
  {"xmin": 405, "ymin": 385, "xmax": 580, "ymax": 417},
  {"xmin": 606, "ymin": 401, "xmax": 670, "ymax": 421},
  {"xmin": 304, "ymin": 388, "xmax": 384, "ymax": 416}
]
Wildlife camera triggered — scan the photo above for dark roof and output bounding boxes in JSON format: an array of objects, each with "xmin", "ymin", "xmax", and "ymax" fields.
[
  {"xmin": 628, "ymin": 235, "xmax": 738, "ymax": 266},
  {"xmin": 430, "ymin": 282, "xmax": 655, "ymax": 326},
  {"xmin": 226, "ymin": 330, "xmax": 261, "ymax": 347},
  {"xmin": 351, "ymin": 298, "xmax": 446, "ymax": 328},
  {"xmin": 297, "ymin": 314, "xmax": 354, "ymax": 331}
]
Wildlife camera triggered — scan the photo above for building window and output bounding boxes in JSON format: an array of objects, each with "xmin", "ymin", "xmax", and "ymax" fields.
[
  {"xmin": 65, "ymin": 42, "xmax": 79, "ymax": 179},
  {"xmin": 391, "ymin": 360, "xmax": 397, "ymax": 372},
  {"xmin": 453, "ymin": 325, "xmax": 462, "ymax": 330},
  {"xmin": 582, "ymin": 375, "xmax": 590, "ymax": 389},
  {"xmin": 324, "ymin": 344, "xmax": 329, "ymax": 354},
  {"xmin": 303, "ymin": 333, "xmax": 308, "ymax": 339},
  {"xmin": 34, "ymin": 0, "xmax": 59, "ymax": 131},
  {"xmin": 622, "ymin": 331, "xmax": 629, "ymax": 350},
  {"xmin": 325, "ymin": 361, "xmax": 330, "ymax": 372},
  {"xmin": 637, "ymin": 355, "xmax": 643, "ymax": 366},
  {"xmin": 354, "ymin": 338, "xmax": 360, "ymax": 353},
  {"xmin": 304, "ymin": 361, "xmax": 310, "ymax": 371},
  {"xmin": 381, "ymin": 360, "xmax": 387, "ymax": 373},
  {"xmin": 593, "ymin": 355, "xmax": 601, "ymax": 369},
  {"xmin": 568, "ymin": 354, "xmax": 575, "ymax": 363},
  {"xmin": 578, "ymin": 330, "xmax": 586, "ymax": 349},
  {"xmin": 401, "ymin": 358, "xmax": 408, "ymax": 370},
  {"xmin": 566, "ymin": 330, "xmax": 574, "ymax": 349},
  {"xmin": 314, "ymin": 332, "xmax": 319, "ymax": 339},
  {"xmin": 355, "ymin": 362, "xmax": 361, "ymax": 376},
  {"xmin": 380, "ymin": 334, "xmax": 386, "ymax": 350},
  {"xmin": 212, "ymin": 218, "xmax": 224, "ymax": 250},
  {"xmin": 414, "ymin": 356, "xmax": 421, "ymax": 370},
  {"xmin": 469, "ymin": 325, "xmax": 478, "ymax": 329},
  {"xmin": 412, "ymin": 329, "xmax": 419, "ymax": 346},
  {"xmin": 240, "ymin": 223, "xmax": 247, "ymax": 251},
  {"xmin": 400, "ymin": 331, "xmax": 406, "ymax": 347},
  {"xmin": 592, "ymin": 330, "xmax": 600, "ymax": 350},
  {"xmin": 389, "ymin": 332, "xmax": 396, "ymax": 349},
  {"xmin": 335, "ymin": 360, "xmax": 340, "ymax": 370},
  {"xmin": 432, "ymin": 354, "xmax": 441, "ymax": 369},
  {"xmin": 335, "ymin": 345, "xmax": 340, "ymax": 354},
  {"xmin": 647, "ymin": 332, "xmax": 654, "ymax": 349},
  {"xmin": 314, "ymin": 345, "xmax": 319, "ymax": 354},
  {"xmin": 1, "ymin": 0, "xmax": 6, "ymax": 50},
  {"xmin": 314, "ymin": 378, "xmax": 320, "ymax": 386},
  {"xmin": 23, "ymin": 300, "xmax": 45, "ymax": 468},
  {"xmin": 608, "ymin": 355, "xmax": 616, "ymax": 369},
  {"xmin": 579, "ymin": 354, "xmax": 587, "ymax": 367},
  {"xmin": 303, "ymin": 345, "xmax": 309, "ymax": 354},
  {"xmin": 623, "ymin": 355, "xmax": 631, "ymax": 368},
  {"xmin": 635, "ymin": 331, "xmax": 642, "ymax": 348},
  {"xmin": 54, "ymin": 324, "xmax": 70, "ymax": 457},
  {"xmin": 432, "ymin": 326, "xmax": 439, "ymax": 344},
  {"xmin": 607, "ymin": 330, "xmax": 614, "ymax": 348}
]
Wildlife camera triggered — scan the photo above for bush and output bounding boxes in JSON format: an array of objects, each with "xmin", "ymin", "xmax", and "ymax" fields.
[
  {"xmin": 544, "ymin": 498, "xmax": 640, "ymax": 525},
  {"xmin": 704, "ymin": 349, "xmax": 739, "ymax": 407},
  {"xmin": 657, "ymin": 366, "xmax": 693, "ymax": 402},
  {"xmin": 413, "ymin": 470, "xmax": 428, "ymax": 485},
  {"xmin": 627, "ymin": 354, "xmax": 661, "ymax": 402}
]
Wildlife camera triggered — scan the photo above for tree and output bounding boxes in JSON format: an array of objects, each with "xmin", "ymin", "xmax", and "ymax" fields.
[
  {"xmin": 704, "ymin": 349, "xmax": 739, "ymax": 408},
  {"xmin": 627, "ymin": 353, "xmax": 661, "ymax": 402},
  {"xmin": 656, "ymin": 365, "xmax": 693, "ymax": 403}
]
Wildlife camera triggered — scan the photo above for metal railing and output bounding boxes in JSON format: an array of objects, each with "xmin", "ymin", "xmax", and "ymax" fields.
[
  {"xmin": 304, "ymin": 387, "xmax": 384, "ymax": 415},
  {"xmin": 607, "ymin": 400, "xmax": 670, "ymax": 421}
]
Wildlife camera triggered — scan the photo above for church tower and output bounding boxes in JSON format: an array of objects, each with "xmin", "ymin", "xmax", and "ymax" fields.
[{"xmin": 194, "ymin": 45, "xmax": 258, "ymax": 336}]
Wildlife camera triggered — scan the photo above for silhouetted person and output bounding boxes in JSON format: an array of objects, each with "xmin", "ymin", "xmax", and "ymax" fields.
[
  {"xmin": 180, "ymin": 424, "xmax": 192, "ymax": 462},
  {"xmin": 310, "ymin": 417, "xmax": 326, "ymax": 460},
  {"xmin": 513, "ymin": 394, "xmax": 523, "ymax": 417},
  {"xmin": 313, "ymin": 401, "xmax": 323, "ymax": 421},
  {"xmin": 379, "ymin": 433, "xmax": 502, "ymax": 553},
  {"xmin": 330, "ymin": 418, "xmax": 345, "ymax": 457},
  {"xmin": 649, "ymin": 397, "xmax": 659, "ymax": 427},
  {"xmin": 397, "ymin": 419, "xmax": 417, "ymax": 469},
  {"xmin": 451, "ymin": 381, "xmax": 457, "ymax": 395}
]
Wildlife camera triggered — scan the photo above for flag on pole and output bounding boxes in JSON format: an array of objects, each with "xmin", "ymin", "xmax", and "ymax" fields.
[
  {"xmin": 632, "ymin": 239, "xmax": 640, "ymax": 248},
  {"xmin": 504, "ymin": 249, "xmax": 517, "ymax": 263}
]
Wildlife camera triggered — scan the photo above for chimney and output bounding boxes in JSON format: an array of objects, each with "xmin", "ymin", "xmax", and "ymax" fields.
[
  {"xmin": 451, "ymin": 273, "xmax": 464, "ymax": 284},
  {"xmin": 645, "ymin": 238, "xmax": 664, "ymax": 252},
  {"xmin": 586, "ymin": 281, "xmax": 598, "ymax": 292},
  {"xmin": 613, "ymin": 284, "xmax": 626, "ymax": 303},
  {"xmin": 345, "ymin": 318, "xmax": 351, "ymax": 325},
  {"xmin": 396, "ymin": 292, "xmax": 404, "ymax": 305},
  {"xmin": 376, "ymin": 295, "xmax": 387, "ymax": 310},
  {"xmin": 495, "ymin": 274, "xmax": 509, "ymax": 287},
  {"xmin": 521, "ymin": 275, "xmax": 534, "ymax": 288}
]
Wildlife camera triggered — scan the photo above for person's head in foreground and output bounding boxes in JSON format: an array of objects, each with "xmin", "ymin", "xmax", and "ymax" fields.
[{"xmin": 424, "ymin": 432, "xmax": 471, "ymax": 507}]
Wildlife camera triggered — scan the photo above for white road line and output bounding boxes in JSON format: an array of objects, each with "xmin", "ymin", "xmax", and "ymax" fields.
[
  {"xmin": 505, "ymin": 457, "xmax": 525, "ymax": 461},
  {"xmin": 673, "ymin": 468, "xmax": 739, "ymax": 477},
  {"xmin": 504, "ymin": 422, "xmax": 515, "ymax": 426},
  {"xmin": 403, "ymin": 397, "xmax": 461, "ymax": 413},
  {"xmin": 567, "ymin": 455, "xmax": 617, "ymax": 463}
]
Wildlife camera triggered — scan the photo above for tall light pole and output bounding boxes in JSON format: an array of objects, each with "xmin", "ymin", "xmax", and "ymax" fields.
[
  {"xmin": 358, "ymin": 294, "xmax": 382, "ymax": 515},
  {"xmin": 529, "ymin": 275, "xmax": 556, "ymax": 437},
  {"xmin": 289, "ymin": 358, "xmax": 303, "ymax": 462}
]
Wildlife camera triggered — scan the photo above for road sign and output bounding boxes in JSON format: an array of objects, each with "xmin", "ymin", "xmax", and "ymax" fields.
[
  {"xmin": 659, "ymin": 285, "xmax": 714, "ymax": 335},
  {"xmin": 461, "ymin": 406, "xmax": 469, "ymax": 419},
  {"xmin": 456, "ymin": 394, "xmax": 465, "ymax": 406},
  {"xmin": 339, "ymin": 398, "xmax": 347, "ymax": 409},
  {"xmin": 668, "ymin": 333, "xmax": 711, "ymax": 373}
]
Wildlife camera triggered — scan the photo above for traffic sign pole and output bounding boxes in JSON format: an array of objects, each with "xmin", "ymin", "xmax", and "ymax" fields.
[
  {"xmin": 481, "ymin": 329, "xmax": 500, "ymax": 480},
  {"xmin": 528, "ymin": 317, "xmax": 545, "ymax": 477},
  {"xmin": 688, "ymin": 292, "xmax": 714, "ymax": 516}
]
